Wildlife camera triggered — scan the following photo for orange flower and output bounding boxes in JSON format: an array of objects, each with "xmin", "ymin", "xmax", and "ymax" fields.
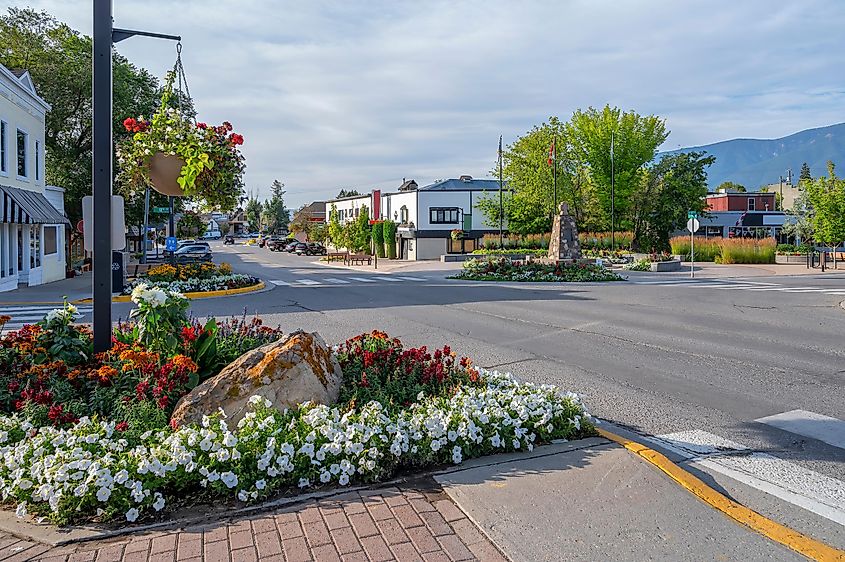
[
  {"xmin": 170, "ymin": 355, "xmax": 198, "ymax": 373},
  {"xmin": 93, "ymin": 365, "xmax": 119, "ymax": 383}
]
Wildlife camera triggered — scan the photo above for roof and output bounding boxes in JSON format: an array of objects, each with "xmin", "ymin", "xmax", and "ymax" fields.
[
  {"xmin": 1, "ymin": 185, "xmax": 68, "ymax": 224},
  {"xmin": 419, "ymin": 178, "xmax": 506, "ymax": 191},
  {"xmin": 300, "ymin": 201, "xmax": 326, "ymax": 214},
  {"xmin": 0, "ymin": 64, "xmax": 50, "ymax": 111}
]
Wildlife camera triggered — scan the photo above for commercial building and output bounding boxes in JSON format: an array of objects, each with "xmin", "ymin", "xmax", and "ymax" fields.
[
  {"xmin": 0, "ymin": 64, "xmax": 68, "ymax": 292},
  {"xmin": 691, "ymin": 190, "xmax": 790, "ymax": 240}
]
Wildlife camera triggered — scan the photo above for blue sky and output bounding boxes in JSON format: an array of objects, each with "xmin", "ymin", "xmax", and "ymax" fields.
[{"xmin": 11, "ymin": 0, "xmax": 845, "ymax": 207}]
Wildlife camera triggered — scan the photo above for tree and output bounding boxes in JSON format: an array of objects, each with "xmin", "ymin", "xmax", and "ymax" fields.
[
  {"xmin": 382, "ymin": 220, "xmax": 397, "ymax": 258},
  {"xmin": 327, "ymin": 204, "xmax": 343, "ymax": 249},
  {"xmin": 630, "ymin": 152, "xmax": 715, "ymax": 251},
  {"xmin": 336, "ymin": 189, "xmax": 361, "ymax": 198},
  {"xmin": 351, "ymin": 205, "xmax": 372, "ymax": 252},
  {"xmin": 244, "ymin": 197, "xmax": 262, "ymax": 231},
  {"xmin": 261, "ymin": 180, "xmax": 290, "ymax": 233},
  {"xmin": 782, "ymin": 190, "xmax": 813, "ymax": 244},
  {"xmin": 804, "ymin": 161, "xmax": 845, "ymax": 267},
  {"xmin": 717, "ymin": 181, "xmax": 746, "ymax": 192},
  {"xmin": 0, "ymin": 8, "xmax": 182, "ymax": 225},
  {"xmin": 176, "ymin": 210, "xmax": 204, "ymax": 238},
  {"xmin": 307, "ymin": 222, "xmax": 328, "ymax": 243},
  {"xmin": 371, "ymin": 222, "xmax": 385, "ymax": 257},
  {"xmin": 567, "ymin": 105, "xmax": 669, "ymax": 231},
  {"xmin": 800, "ymin": 162, "xmax": 812, "ymax": 182},
  {"xmin": 288, "ymin": 207, "xmax": 312, "ymax": 235}
]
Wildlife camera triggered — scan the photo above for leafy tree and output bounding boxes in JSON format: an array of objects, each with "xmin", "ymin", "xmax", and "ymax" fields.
[
  {"xmin": 350, "ymin": 205, "xmax": 372, "ymax": 252},
  {"xmin": 800, "ymin": 162, "xmax": 812, "ymax": 182},
  {"xmin": 0, "ymin": 8, "xmax": 185, "ymax": 225},
  {"xmin": 176, "ymin": 210, "xmax": 204, "ymax": 238},
  {"xmin": 382, "ymin": 220, "xmax": 397, "ymax": 258},
  {"xmin": 336, "ymin": 189, "xmax": 361, "ymax": 198},
  {"xmin": 307, "ymin": 222, "xmax": 328, "ymax": 243},
  {"xmin": 371, "ymin": 222, "xmax": 385, "ymax": 257},
  {"xmin": 782, "ymin": 190, "xmax": 813, "ymax": 244},
  {"xmin": 567, "ymin": 105, "xmax": 668, "ymax": 231},
  {"xmin": 244, "ymin": 197, "xmax": 262, "ymax": 231},
  {"xmin": 717, "ymin": 181, "xmax": 746, "ymax": 192},
  {"xmin": 261, "ymin": 180, "xmax": 290, "ymax": 233},
  {"xmin": 630, "ymin": 152, "xmax": 715, "ymax": 251},
  {"xmin": 288, "ymin": 206, "xmax": 312, "ymax": 235},
  {"xmin": 327, "ymin": 204, "xmax": 343, "ymax": 249},
  {"xmin": 804, "ymin": 161, "xmax": 845, "ymax": 266}
]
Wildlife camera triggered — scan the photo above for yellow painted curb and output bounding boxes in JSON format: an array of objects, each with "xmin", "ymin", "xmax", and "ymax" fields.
[
  {"xmin": 111, "ymin": 282, "xmax": 266, "ymax": 303},
  {"xmin": 597, "ymin": 428, "xmax": 845, "ymax": 562}
]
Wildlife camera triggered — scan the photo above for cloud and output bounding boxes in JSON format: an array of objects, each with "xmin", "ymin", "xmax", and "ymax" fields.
[{"xmin": 11, "ymin": 0, "xmax": 845, "ymax": 206}]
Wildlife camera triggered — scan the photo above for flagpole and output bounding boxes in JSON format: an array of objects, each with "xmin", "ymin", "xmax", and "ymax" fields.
[{"xmin": 498, "ymin": 135, "xmax": 504, "ymax": 249}]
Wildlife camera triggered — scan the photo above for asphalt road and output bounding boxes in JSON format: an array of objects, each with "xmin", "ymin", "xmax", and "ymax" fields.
[{"xmin": 113, "ymin": 241, "xmax": 845, "ymax": 542}]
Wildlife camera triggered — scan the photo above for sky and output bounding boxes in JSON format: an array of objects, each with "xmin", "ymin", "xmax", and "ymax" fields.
[{"xmin": 10, "ymin": 0, "xmax": 845, "ymax": 207}]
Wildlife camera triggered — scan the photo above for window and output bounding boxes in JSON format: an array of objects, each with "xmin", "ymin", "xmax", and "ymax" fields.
[
  {"xmin": 35, "ymin": 140, "xmax": 40, "ymax": 181},
  {"xmin": 44, "ymin": 226, "xmax": 58, "ymax": 255},
  {"xmin": 30, "ymin": 226, "xmax": 40, "ymax": 268},
  {"xmin": 400, "ymin": 206, "xmax": 409, "ymax": 223},
  {"xmin": 429, "ymin": 207, "xmax": 459, "ymax": 224},
  {"xmin": 747, "ymin": 197, "xmax": 755, "ymax": 211},
  {"xmin": 0, "ymin": 121, "xmax": 7, "ymax": 174},
  {"xmin": 16, "ymin": 129, "xmax": 27, "ymax": 178}
]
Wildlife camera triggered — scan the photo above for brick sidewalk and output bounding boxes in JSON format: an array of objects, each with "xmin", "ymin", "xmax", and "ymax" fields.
[{"xmin": 0, "ymin": 482, "xmax": 507, "ymax": 562}]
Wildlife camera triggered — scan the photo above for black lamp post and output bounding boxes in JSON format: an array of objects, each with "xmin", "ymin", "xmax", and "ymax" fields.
[{"xmin": 92, "ymin": 0, "xmax": 181, "ymax": 352}]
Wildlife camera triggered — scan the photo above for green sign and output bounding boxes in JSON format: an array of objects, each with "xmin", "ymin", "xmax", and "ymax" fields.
[
  {"xmin": 152, "ymin": 207, "xmax": 170, "ymax": 214},
  {"xmin": 687, "ymin": 211, "xmax": 698, "ymax": 219}
]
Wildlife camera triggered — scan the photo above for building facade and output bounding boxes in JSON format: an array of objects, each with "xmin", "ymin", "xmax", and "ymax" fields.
[
  {"xmin": 327, "ymin": 176, "xmax": 507, "ymax": 260},
  {"xmin": 688, "ymin": 191, "xmax": 790, "ymax": 240},
  {"xmin": 0, "ymin": 65, "xmax": 68, "ymax": 292}
]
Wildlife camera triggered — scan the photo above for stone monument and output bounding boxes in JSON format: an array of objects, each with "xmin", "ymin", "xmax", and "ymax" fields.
[{"xmin": 548, "ymin": 202, "xmax": 581, "ymax": 261}]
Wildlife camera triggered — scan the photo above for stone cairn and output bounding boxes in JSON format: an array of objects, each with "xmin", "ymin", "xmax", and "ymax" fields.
[{"xmin": 547, "ymin": 203, "xmax": 582, "ymax": 262}]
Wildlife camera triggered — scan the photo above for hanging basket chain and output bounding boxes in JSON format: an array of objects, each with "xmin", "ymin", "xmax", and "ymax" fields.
[{"xmin": 172, "ymin": 42, "xmax": 195, "ymax": 124}]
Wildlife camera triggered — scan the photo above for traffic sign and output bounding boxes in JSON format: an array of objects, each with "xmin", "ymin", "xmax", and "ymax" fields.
[
  {"xmin": 687, "ymin": 211, "xmax": 699, "ymax": 219},
  {"xmin": 686, "ymin": 218, "xmax": 700, "ymax": 233},
  {"xmin": 153, "ymin": 206, "xmax": 170, "ymax": 214},
  {"xmin": 165, "ymin": 236, "xmax": 178, "ymax": 251}
]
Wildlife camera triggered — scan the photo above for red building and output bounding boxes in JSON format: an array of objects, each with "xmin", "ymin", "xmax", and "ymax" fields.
[{"xmin": 705, "ymin": 192, "xmax": 776, "ymax": 212}]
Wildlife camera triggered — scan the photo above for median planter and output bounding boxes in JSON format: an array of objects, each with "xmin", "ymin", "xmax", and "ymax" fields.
[
  {"xmin": 650, "ymin": 259, "xmax": 682, "ymax": 272},
  {"xmin": 776, "ymin": 254, "xmax": 807, "ymax": 264}
]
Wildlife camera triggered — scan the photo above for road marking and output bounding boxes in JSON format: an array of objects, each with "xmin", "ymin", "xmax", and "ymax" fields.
[
  {"xmin": 649, "ymin": 429, "xmax": 845, "ymax": 526},
  {"xmin": 379, "ymin": 277, "xmax": 403, "ymax": 282},
  {"xmin": 710, "ymin": 285, "xmax": 763, "ymax": 290},
  {"xmin": 323, "ymin": 278, "xmax": 351, "ymax": 284},
  {"xmin": 396, "ymin": 276, "xmax": 426, "ymax": 281},
  {"xmin": 294, "ymin": 279, "xmax": 322, "ymax": 286},
  {"xmin": 348, "ymin": 277, "xmax": 377, "ymax": 283},
  {"xmin": 269, "ymin": 280, "xmax": 290, "ymax": 286},
  {"xmin": 756, "ymin": 410, "xmax": 845, "ymax": 451}
]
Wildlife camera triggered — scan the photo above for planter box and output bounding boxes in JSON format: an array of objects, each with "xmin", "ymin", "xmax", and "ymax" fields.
[
  {"xmin": 650, "ymin": 259, "xmax": 682, "ymax": 272},
  {"xmin": 775, "ymin": 254, "xmax": 806, "ymax": 264}
]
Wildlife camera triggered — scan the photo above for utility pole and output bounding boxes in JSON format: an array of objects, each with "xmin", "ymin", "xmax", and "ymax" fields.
[
  {"xmin": 610, "ymin": 130, "xmax": 615, "ymax": 252},
  {"xmin": 91, "ymin": 0, "xmax": 181, "ymax": 352},
  {"xmin": 498, "ymin": 135, "xmax": 504, "ymax": 249}
]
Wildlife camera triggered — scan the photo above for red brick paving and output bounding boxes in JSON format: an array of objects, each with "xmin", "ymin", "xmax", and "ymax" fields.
[{"xmin": 0, "ymin": 483, "xmax": 508, "ymax": 562}]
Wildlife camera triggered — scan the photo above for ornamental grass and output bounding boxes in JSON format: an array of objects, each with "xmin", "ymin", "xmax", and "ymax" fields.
[{"xmin": 669, "ymin": 236, "xmax": 775, "ymax": 264}]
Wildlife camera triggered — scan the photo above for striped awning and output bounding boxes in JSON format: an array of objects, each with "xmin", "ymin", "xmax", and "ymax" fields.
[{"xmin": 0, "ymin": 185, "xmax": 68, "ymax": 225}]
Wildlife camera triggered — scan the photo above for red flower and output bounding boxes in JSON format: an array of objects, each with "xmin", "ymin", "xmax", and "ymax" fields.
[
  {"xmin": 115, "ymin": 421, "xmax": 129, "ymax": 432},
  {"xmin": 223, "ymin": 121, "xmax": 233, "ymax": 131},
  {"xmin": 360, "ymin": 371, "xmax": 370, "ymax": 388},
  {"xmin": 123, "ymin": 117, "xmax": 137, "ymax": 131},
  {"xmin": 229, "ymin": 133, "xmax": 244, "ymax": 146},
  {"xmin": 181, "ymin": 326, "xmax": 198, "ymax": 343},
  {"xmin": 197, "ymin": 122, "xmax": 208, "ymax": 129},
  {"xmin": 157, "ymin": 396, "xmax": 169, "ymax": 410}
]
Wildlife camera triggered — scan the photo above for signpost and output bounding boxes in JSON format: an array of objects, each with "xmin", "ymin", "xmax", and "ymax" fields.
[
  {"xmin": 686, "ymin": 211, "xmax": 700, "ymax": 279},
  {"xmin": 152, "ymin": 206, "xmax": 170, "ymax": 214},
  {"xmin": 165, "ymin": 236, "xmax": 178, "ymax": 252}
]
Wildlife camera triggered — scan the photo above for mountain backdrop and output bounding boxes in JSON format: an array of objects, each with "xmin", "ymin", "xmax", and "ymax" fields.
[{"xmin": 660, "ymin": 122, "xmax": 845, "ymax": 190}]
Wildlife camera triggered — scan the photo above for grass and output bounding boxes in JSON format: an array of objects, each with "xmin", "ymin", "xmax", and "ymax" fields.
[{"xmin": 669, "ymin": 236, "xmax": 775, "ymax": 264}]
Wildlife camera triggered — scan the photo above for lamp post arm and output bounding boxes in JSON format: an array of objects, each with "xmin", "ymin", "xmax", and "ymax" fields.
[{"xmin": 112, "ymin": 28, "xmax": 181, "ymax": 43}]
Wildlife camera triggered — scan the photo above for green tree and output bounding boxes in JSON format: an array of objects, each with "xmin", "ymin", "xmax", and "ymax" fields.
[
  {"xmin": 0, "ymin": 8, "xmax": 178, "ymax": 224},
  {"xmin": 567, "ymin": 105, "xmax": 669, "ymax": 231},
  {"xmin": 245, "ymin": 197, "xmax": 262, "ymax": 232},
  {"xmin": 630, "ymin": 152, "xmax": 715, "ymax": 251},
  {"xmin": 800, "ymin": 162, "xmax": 812, "ymax": 182},
  {"xmin": 804, "ymin": 161, "xmax": 845, "ymax": 267},
  {"xmin": 382, "ymin": 220, "xmax": 397, "ymax": 258},
  {"xmin": 717, "ymin": 181, "xmax": 746, "ymax": 192},
  {"xmin": 307, "ymin": 222, "xmax": 328, "ymax": 243},
  {"xmin": 261, "ymin": 180, "xmax": 290, "ymax": 233},
  {"xmin": 350, "ymin": 205, "xmax": 371, "ymax": 252},
  {"xmin": 327, "ymin": 204, "xmax": 343, "ymax": 249},
  {"xmin": 782, "ymin": 190, "xmax": 814, "ymax": 244},
  {"xmin": 176, "ymin": 210, "xmax": 204, "ymax": 238},
  {"xmin": 336, "ymin": 189, "xmax": 361, "ymax": 198},
  {"xmin": 371, "ymin": 221, "xmax": 385, "ymax": 257}
]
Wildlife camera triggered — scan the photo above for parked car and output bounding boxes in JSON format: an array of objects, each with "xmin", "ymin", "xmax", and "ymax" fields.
[
  {"xmin": 223, "ymin": 235, "xmax": 235, "ymax": 245},
  {"xmin": 174, "ymin": 243, "xmax": 213, "ymax": 263},
  {"xmin": 283, "ymin": 241, "xmax": 300, "ymax": 253},
  {"xmin": 305, "ymin": 242, "xmax": 327, "ymax": 255},
  {"xmin": 266, "ymin": 236, "xmax": 289, "ymax": 251},
  {"xmin": 201, "ymin": 231, "xmax": 222, "ymax": 240}
]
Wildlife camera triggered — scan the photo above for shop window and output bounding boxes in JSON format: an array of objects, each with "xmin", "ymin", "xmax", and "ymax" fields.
[
  {"xmin": 0, "ymin": 121, "xmax": 7, "ymax": 174},
  {"xmin": 30, "ymin": 226, "xmax": 40, "ymax": 268},
  {"xmin": 430, "ymin": 208, "xmax": 459, "ymax": 224},
  {"xmin": 44, "ymin": 226, "xmax": 58, "ymax": 255},
  {"xmin": 16, "ymin": 129, "xmax": 27, "ymax": 178}
]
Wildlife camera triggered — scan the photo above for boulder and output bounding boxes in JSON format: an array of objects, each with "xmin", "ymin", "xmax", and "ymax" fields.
[{"xmin": 170, "ymin": 330, "xmax": 342, "ymax": 427}]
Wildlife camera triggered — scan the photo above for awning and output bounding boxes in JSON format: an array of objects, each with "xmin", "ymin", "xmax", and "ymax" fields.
[{"xmin": 0, "ymin": 185, "xmax": 69, "ymax": 224}]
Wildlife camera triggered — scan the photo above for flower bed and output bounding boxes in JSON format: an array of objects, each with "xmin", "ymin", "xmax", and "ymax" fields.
[
  {"xmin": 144, "ymin": 262, "xmax": 233, "ymax": 283},
  {"xmin": 471, "ymin": 248, "xmax": 548, "ymax": 257},
  {"xmin": 122, "ymin": 274, "xmax": 258, "ymax": 295},
  {"xmin": 0, "ymin": 298, "xmax": 594, "ymax": 525},
  {"xmin": 451, "ymin": 257, "xmax": 623, "ymax": 282}
]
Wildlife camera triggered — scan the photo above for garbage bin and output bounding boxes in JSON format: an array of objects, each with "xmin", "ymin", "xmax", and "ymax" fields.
[{"xmin": 112, "ymin": 250, "xmax": 125, "ymax": 294}]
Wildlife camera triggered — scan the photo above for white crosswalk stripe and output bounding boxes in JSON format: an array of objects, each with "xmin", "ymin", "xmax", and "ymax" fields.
[
  {"xmin": 0, "ymin": 304, "xmax": 93, "ymax": 332},
  {"xmin": 629, "ymin": 278, "xmax": 845, "ymax": 296},
  {"xmin": 323, "ymin": 278, "xmax": 351, "ymax": 284},
  {"xmin": 347, "ymin": 277, "xmax": 378, "ymax": 283},
  {"xmin": 267, "ymin": 276, "xmax": 429, "ymax": 288}
]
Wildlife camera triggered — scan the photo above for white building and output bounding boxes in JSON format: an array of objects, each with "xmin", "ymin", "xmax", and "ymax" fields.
[
  {"xmin": 327, "ymin": 176, "xmax": 507, "ymax": 260},
  {"xmin": 0, "ymin": 64, "xmax": 68, "ymax": 292}
]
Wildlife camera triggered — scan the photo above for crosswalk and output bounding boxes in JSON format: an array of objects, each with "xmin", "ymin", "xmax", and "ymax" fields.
[
  {"xmin": 0, "ymin": 304, "xmax": 93, "ymax": 332},
  {"xmin": 645, "ymin": 409, "xmax": 845, "ymax": 525},
  {"xmin": 628, "ymin": 278, "xmax": 845, "ymax": 296},
  {"xmin": 269, "ymin": 275, "xmax": 427, "ymax": 287}
]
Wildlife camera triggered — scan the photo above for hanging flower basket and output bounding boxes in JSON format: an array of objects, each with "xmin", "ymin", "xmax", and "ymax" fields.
[
  {"xmin": 451, "ymin": 229, "xmax": 466, "ymax": 240},
  {"xmin": 116, "ymin": 72, "xmax": 245, "ymax": 211}
]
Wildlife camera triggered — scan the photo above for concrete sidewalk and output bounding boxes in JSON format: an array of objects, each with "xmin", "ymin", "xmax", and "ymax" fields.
[{"xmin": 0, "ymin": 273, "xmax": 92, "ymax": 305}]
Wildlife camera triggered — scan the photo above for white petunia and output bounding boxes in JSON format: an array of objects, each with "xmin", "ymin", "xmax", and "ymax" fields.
[
  {"xmin": 220, "ymin": 471, "xmax": 238, "ymax": 488},
  {"xmin": 125, "ymin": 508, "xmax": 139, "ymax": 522},
  {"xmin": 152, "ymin": 494, "xmax": 165, "ymax": 511},
  {"xmin": 96, "ymin": 487, "xmax": 111, "ymax": 502}
]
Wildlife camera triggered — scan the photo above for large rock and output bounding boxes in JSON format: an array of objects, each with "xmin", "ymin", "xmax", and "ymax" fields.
[{"xmin": 170, "ymin": 330, "xmax": 342, "ymax": 427}]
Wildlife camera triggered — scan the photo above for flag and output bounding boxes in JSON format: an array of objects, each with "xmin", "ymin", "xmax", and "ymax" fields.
[
  {"xmin": 735, "ymin": 210, "xmax": 747, "ymax": 226},
  {"xmin": 547, "ymin": 139, "xmax": 555, "ymax": 166}
]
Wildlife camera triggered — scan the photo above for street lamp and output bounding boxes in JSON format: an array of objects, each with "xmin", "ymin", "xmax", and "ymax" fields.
[{"xmin": 92, "ymin": 0, "xmax": 181, "ymax": 352}]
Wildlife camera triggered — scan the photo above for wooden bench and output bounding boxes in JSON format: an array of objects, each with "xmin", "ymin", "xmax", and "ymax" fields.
[
  {"xmin": 326, "ymin": 252, "xmax": 347, "ymax": 263},
  {"xmin": 345, "ymin": 254, "xmax": 372, "ymax": 266},
  {"xmin": 126, "ymin": 263, "xmax": 154, "ymax": 279}
]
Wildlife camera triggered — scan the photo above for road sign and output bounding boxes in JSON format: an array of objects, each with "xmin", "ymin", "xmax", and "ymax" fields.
[
  {"xmin": 76, "ymin": 220, "xmax": 84, "ymax": 234},
  {"xmin": 82, "ymin": 195, "xmax": 126, "ymax": 251},
  {"xmin": 153, "ymin": 206, "xmax": 170, "ymax": 214},
  {"xmin": 687, "ymin": 211, "xmax": 699, "ymax": 219},
  {"xmin": 165, "ymin": 236, "xmax": 178, "ymax": 251},
  {"xmin": 686, "ymin": 218, "xmax": 700, "ymax": 233}
]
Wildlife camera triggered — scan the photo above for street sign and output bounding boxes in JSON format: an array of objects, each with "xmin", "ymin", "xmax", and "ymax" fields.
[
  {"xmin": 165, "ymin": 236, "xmax": 178, "ymax": 251},
  {"xmin": 687, "ymin": 211, "xmax": 699, "ymax": 219},
  {"xmin": 76, "ymin": 220, "xmax": 84, "ymax": 234},
  {"xmin": 82, "ymin": 195, "xmax": 126, "ymax": 251},
  {"xmin": 153, "ymin": 206, "xmax": 170, "ymax": 214},
  {"xmin": 686, "ymin": 218, "xmax": 700, "ymax": 233}
]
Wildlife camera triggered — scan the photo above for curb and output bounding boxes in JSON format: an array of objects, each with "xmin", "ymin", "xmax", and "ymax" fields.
[{"xmin": 597, "ymin": 427, "xmax": 845, "ymax": 562}]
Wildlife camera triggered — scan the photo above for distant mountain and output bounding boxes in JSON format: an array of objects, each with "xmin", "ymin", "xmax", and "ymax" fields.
[{"xmin": 659, "ymin": 122, "xmax": 845, "ymax": 190}]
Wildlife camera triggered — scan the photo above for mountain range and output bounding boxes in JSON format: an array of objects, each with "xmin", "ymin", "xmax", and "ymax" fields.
[{"xmin": 660, "ymin": 122, "xmax": 845, "ymax": 190}]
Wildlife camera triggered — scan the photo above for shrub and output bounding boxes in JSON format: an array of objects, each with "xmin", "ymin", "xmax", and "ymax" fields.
[
  {"xmin": 669, "ymin": 236, "xmax": 722, "ymax": 262},
  {"xmin": 371, "ymin": 222, "xmax": 386, "ymax": 258},
  {"xmin": 777, "ymin": 243, "xmax": 796, "ymax": 254},
  {"xmin": 579, "ymin": 231, "xmax": 634, "ymax": 251},
  {"xmin": 382, "ymin": 221, "xmax": 397, "ymax": 259},
  {"xmin": 718, "ymin": 238, "xmax": 775, "ymax": 264},
  {"xmin": 453, "ymin": 258, "xmax": 623, "ymax": 282}
]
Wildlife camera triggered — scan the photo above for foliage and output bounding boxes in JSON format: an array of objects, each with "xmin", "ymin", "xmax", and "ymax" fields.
[
  {"xmin": 176, "ymin": 210, "xmax": 204, "ymax": 238},
  {"xmin": 123, "ymin": 274, "xmax": 258, "ymax": 296},
  {"xmin": 717, "ymin": 181, "xmax": 746, "ymax": 192},
  {"xmin": 578, "ymin": 231, "xmax": 634, "ymax": 251},
  {"xmin": 776, "ymin": 243, "xmax": 812, "ymax": 255},
  {"xmin": 623, "ymin": 259, "xmax": 651, "ymax": 271},
  {"xmin": 669, "ymin": 237, "xmax": 721, "ymax": 262},
  {"xmin": 335, "ymin": 331, "xmax": 479, "ymax": 411},
  {"xmin": 382, "ymin": 220, "xmax": 397, "ymax": 259},
  {"xmin": 371, "ymin": 222, "xmax": 385, "ymax": 257},
  {"xmin": 116, "ymin": 72, "xmax": 245, "ymax": 212},
  {"xmin": 327, "ymin": 204, "xmax": 343, "ymax": 248},
  {"xmin": 669, "ymin": 236, "xmax": 775, "ymax": 263},
  {"xmin": 336, "ymin": 189, "xmax": 361, "ymax": 198},
  {"xmin": 307, "ymin": 222, "xmax": 328, "ymax": 243},
  {"xmin": 342, "ymin": 205, "xmax": 371, "ymax": 253},
  {"xmin": 128, "ymin": 285, "xmax": 191, "ymax": 356},
  {"xmin": 453, "ymin": 258, "xmax": 623, "ymax": 282},
  {"xmin": 630, "ymin": 151, "xmax": 714, "ymax": 251},
  {"xmin": 800, "ymin": 162, "xmax": 812, "ymax": 181},
  {"xmin": 244, "ymin": 196, "xmax": 263, "ymax": 232},
  {"xmin": 261, "ymin": 180, "xmax": 290, "ymax": 233},
  {"xmin": 471, "ymin": 248, "xmax": 547, "ymax": 256},
  {"xmin": 803, "ymin": 162, "xmax": 845, "ymax": 251},
  {"xmin": 782, "ymin": 189, "xmax": 814, "ymax": 243},
  {"xmin": 144, "ymin": 262, "xmax": 231, "ymax": 283}
]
